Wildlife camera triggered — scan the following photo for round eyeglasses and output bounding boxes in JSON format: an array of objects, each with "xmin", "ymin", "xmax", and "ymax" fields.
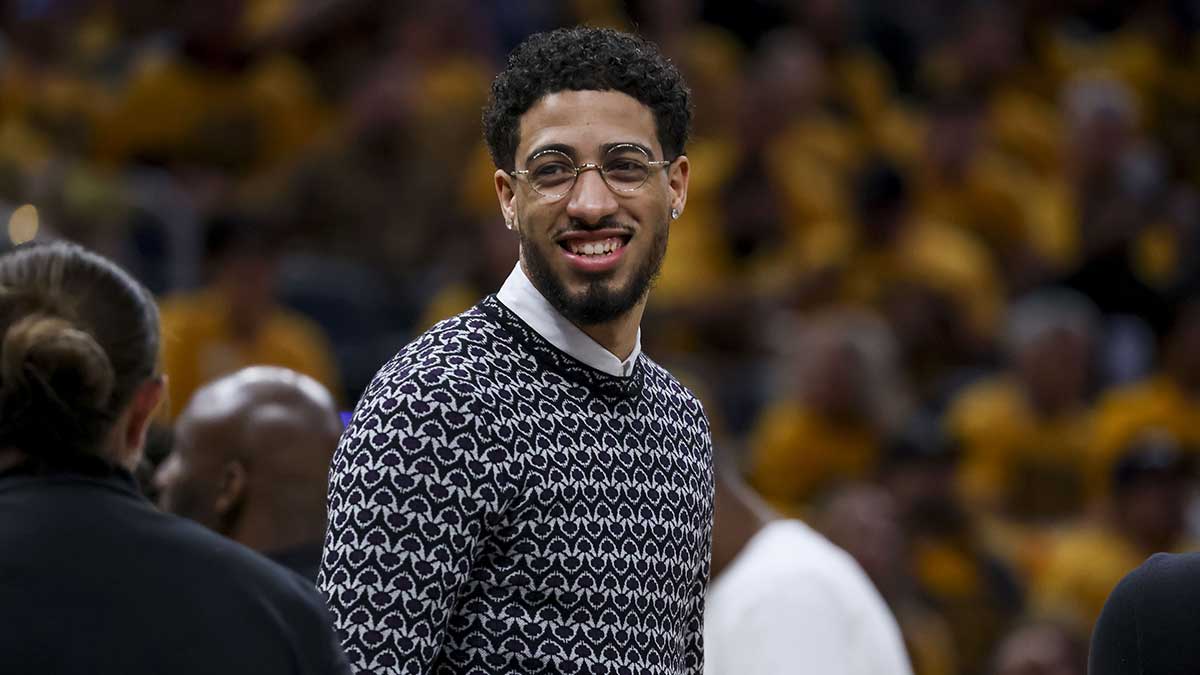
[{"xmin": 510, "ymin": 144, "xmax": 673, "ymax": 200}]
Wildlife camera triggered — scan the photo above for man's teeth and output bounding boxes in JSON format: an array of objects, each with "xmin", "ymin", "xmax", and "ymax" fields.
[{"xmin": 568, "ymin": 237, "xmax": 624, "ymax": 256}]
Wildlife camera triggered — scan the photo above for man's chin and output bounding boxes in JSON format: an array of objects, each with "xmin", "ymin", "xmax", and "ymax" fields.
[
  {"xmin": 524, "ymin": 239, "xmax": 659, "ymax": 326},
  {"xmin": 555, "ymin": 281, "xmax": 641, "ymax": 326}
]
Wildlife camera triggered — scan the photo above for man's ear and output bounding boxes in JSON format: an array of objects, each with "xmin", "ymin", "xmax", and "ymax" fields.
[
  {"xmin": 121, "ymin": 376, "xmax": 166, "ymax": 469},
  {"xmin": 495, "ymin": 169, "xmax": 518, "ymax": 232},
  {"xmin": 214, "ymin": 459, "xmax": 247, "ymax": 518},
  {"xmin": 667, "ymin": 154, "xmax": 690, "ymax": 220}
]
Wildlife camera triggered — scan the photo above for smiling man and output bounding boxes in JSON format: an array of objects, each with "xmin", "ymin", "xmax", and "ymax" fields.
[{"xmin": 319, "ymin": 27, "xmax": 714, "ymax": 675}]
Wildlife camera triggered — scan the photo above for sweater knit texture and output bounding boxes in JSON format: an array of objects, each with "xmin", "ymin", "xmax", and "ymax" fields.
[{"xmin": 319, "ymin": 295, "xmax": 714, "ymax": 674}]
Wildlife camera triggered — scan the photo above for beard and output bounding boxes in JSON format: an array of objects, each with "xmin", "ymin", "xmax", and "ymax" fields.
[{"xmin": 520, "ymin": 217, "xmax": 668, "ymax": 326}]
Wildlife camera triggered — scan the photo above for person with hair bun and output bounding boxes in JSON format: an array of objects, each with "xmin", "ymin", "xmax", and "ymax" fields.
[{"xmin": 0, "ymin": 241, "xmax": 350, "ymax": 675}]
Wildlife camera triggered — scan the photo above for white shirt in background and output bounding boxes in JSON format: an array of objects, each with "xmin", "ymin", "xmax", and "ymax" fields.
[
  {"xmin": 496, "ymin": 263, "xmax": 641, "ymax": 377},
  {"xmin": 704, "ymin": 520, "xmax": 913, "ymax": 675}
]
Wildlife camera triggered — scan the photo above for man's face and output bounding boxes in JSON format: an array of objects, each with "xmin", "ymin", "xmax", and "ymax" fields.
[
  {"xmin": 496, "ymin": 90, "xmax": 689, "ymax": 326},
  {"xmin": 1120, "ymin": 474, "xmax": 1187, "ymax": 548},
  {"xmin": 153, "ymin": 414, "xmax": 227, "ymax": 531},
  {"xmin": 1018, "ymin": 329, "xmax": 1091, "ymax": 413}
]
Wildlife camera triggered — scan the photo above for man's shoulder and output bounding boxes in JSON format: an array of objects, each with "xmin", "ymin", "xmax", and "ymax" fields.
[
  {"xmin": 637, "ymin": 355, "xmax": 709, "ymax": 413},
  {"xmin": 382, "ymin": 301, "xmax": 508, "ymax": 375},
  {"xmin": 637, "ymin": 354, "xmax": 691, "ymax": 393},
  {"xmin": 725, "ymin": 521, "xmax": 880, "ymax": 608},
  {"xmin": 409, "ymin": 300, "xmax": 500, "ymax": 351},
  {"xmin": 356, "ymin": 300, "xmax": 512, "ymax": 408}
]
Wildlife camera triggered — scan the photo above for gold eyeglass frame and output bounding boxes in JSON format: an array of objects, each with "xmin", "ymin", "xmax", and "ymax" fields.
[{"xmin": 510, "ymin": 143, "xmax": 673, "ymax": 200}]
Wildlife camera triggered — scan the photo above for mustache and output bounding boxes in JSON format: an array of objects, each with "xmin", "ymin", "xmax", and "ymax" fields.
[{"xmin": 553, "ymin": 216, "xmax": 634, "ymax": 238}]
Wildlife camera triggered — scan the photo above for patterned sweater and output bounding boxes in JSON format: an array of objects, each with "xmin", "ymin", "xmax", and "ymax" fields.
[{"xmin": 320, "ymin": 296, "xmax": 714, "ymax": 674}]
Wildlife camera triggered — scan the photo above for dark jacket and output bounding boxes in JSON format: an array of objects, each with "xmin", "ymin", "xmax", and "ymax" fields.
[
  {"xmin": 268, "ymin": 542, "xmax": 323, "ymax": 585},
  {"xmin": 0, "ymin": 456, "xmax": 351, "ymax": 675},
  {"xmin": 1090, "ymin": 552, "xmax": 1200, "ymax": 675}
]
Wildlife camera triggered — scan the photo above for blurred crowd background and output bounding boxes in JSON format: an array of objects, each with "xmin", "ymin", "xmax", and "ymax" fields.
[{"xmin": 4, "ymin": 1, "xmax": 1200, "ymax": 673}]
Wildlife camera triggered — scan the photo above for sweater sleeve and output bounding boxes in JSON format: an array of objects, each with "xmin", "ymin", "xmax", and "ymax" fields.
[
  {"xmin": 319, "ymin": 370, "xmax": 515, "ymax": 674},
  {"xmin": 689, "ymin": 421, "xmax": 715, "ymax": 674}
]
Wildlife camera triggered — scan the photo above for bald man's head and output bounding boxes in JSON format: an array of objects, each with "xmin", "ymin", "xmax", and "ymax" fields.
[{"xmin": 155, "ymin": 367, "xmax": 342, "ymax": 547}]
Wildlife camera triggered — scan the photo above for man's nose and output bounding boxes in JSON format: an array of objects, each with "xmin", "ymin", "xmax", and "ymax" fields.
[{"xmin": 565, "ymin": 166, "xmax": 620, "ymax": 224}]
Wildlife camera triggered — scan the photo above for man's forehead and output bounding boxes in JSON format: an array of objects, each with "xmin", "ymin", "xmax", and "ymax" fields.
[{"xmin": 516, "ymin": 90, "xmax": 659, "ymax": 158}]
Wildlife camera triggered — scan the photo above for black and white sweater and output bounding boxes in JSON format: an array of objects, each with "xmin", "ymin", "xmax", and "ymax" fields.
[{"xmin": 319, "ymin": 295, "xmax": 714, "ymax": 674}]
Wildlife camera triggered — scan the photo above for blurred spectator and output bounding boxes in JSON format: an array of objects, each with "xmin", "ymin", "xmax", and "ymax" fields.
[
  {"xmin": 990, "ymin": 620, "xmax": 1086, "ymax": 675},
  {"xmin": 1131, "ymin": 184, "xmax": 1200, "ymax": 299},
  {"xmin": 753, "ymin": 29, "xmax": 861, "ymax": 234},
  {"xmin": 748, "ymin": 311, "xmax": 899, "ymax": 512},
  {"xmin": 158, "ymin": 212, "xmax": 342, "ymax": 417},
  {"xmin": 1093, "ymin": 300, "xmax": 1200, "ymax": 481},
  {"xmin": 1151, "ymin": 3, "xmax": 1200, "ymax": 187},
  {"xmin": 155, "ymin": 366, "xmax": 340, "ymax": 582},
  {"xmin": 1057, "ymin": 73, "xmax": 1175, "ymax": 334},
  {"xmin": 92, "ymin": 0, "xmax": 330, "ymax": 175},
  {"xmin": 882, "ymin": 419, "xmax": 1024, "ymax": 675},
  {"xmin": 1099, "ymin": 291, "xmax": 1200, "ymax": 427},
  {"xmin": 706, "ymin": 460, "xmax": 912, "ymax": 675},
  {"xmin": 947, "ymin": 288, "xmax": 1100, "ymax": 522},
  {"xmin": 912, "ymin": 92, "xmax": 1052, "ymax": 291},
  {"xmin": 821, "ymin": 483, "xmax": 958, "ymax": 675},
  {"xmin": 776, "ymin": 159, "xmax": 1002, "ymax": 401},
  {"xmin": 1034, "ymin": 432, "xmax": 1195, "ymax": 632}
]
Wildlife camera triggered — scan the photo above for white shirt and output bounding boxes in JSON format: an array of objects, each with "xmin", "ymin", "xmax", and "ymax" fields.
[
  {"xmin": 496, "ymin": 263, "xmax": 641, "ymax": 377},
  {"xmin": 704, "ymin": 520, "xmax": 913, "ymax": 675}
]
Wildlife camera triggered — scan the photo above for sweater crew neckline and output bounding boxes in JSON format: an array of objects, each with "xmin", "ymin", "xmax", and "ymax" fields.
[{"xmin": 478, "ymin": 295, "xmax": 645, "ymax": 400}]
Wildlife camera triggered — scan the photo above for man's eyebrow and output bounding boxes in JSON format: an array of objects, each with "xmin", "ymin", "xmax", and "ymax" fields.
[
  {"xmin": 601, "ymin": 141, "xmax": 655, "ymax": 157},
  {"xmin": 524, "ymin": 143, "xmax": 576, "ymax": 164},
  {"xmin": 523, "ymin": 141, "xmax": 658, "ymax": 165}
]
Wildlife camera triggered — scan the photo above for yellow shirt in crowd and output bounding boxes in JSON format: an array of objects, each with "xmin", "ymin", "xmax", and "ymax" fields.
[
  {"xmin": 747, "ymin": 401, "xmax": 879, "ymax": 514},
  {"xmin": 1091, "ymin": 375, "xmax": 1200, "ymax": 494},
  {"xmin": 94, "ymin": 51, "xmax": 329, "ymax": 173},
  {"xmin": 159, "ymin": 291, "xmax": 342, "ymax": 418},
  {"xmin": 946, "ymin": 376, "xmax": 1094, "ymax": 519},
  {"xmin": 1033, "ymin": 526, "xmax": 1163, "ymax": 632}
]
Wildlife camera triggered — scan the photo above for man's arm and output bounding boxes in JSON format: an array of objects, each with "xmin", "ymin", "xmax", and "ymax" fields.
[
  {"xmin": 688, "ymin": 431, "xmax": 714, "ymax": 675},
  {"xmin": 319, "ymin": 371, "xmax": 513, "ymax": 674}
]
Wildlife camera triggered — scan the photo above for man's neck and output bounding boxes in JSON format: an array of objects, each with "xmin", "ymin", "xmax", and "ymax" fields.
[
  {"xmin": 502, "ymin": 262, "xmax": 644, "ymax": 373},
  {"xmin": 577, "ymin": 300, "xmax": 646, "ymax": 361}
]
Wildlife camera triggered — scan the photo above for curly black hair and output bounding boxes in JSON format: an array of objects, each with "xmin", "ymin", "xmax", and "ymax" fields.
[{"xmin": 483, "ymin": 26, "xmax": 692, "ymax": 172}]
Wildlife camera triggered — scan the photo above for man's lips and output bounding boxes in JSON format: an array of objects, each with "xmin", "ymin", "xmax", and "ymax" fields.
[
  {"xmin": 554, "ymin": 228, "xmax": 632, "ymax": 247},
  {"xmin": 555, "ymin": 228, "xmax": 632, "ymax": 272}
]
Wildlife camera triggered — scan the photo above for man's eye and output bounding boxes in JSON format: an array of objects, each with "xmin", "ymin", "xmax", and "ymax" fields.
[
  {"xmin": 606, "ymin": 160, "xmax": 644, "ymax": 172},
  {"xmin": 534, "ymin": 163, "xmax": 573, "ymax": 178}
]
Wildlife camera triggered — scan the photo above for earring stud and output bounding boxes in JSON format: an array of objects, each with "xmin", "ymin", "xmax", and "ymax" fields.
[{"xmin": 671, "ymin": 208, "xmax": 680, "ymax": 220}]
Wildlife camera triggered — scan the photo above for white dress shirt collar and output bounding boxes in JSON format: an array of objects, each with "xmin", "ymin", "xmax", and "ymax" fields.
[{"xmin": 496, "ymin": 264, "xmax": 641, "ymax": 377}]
